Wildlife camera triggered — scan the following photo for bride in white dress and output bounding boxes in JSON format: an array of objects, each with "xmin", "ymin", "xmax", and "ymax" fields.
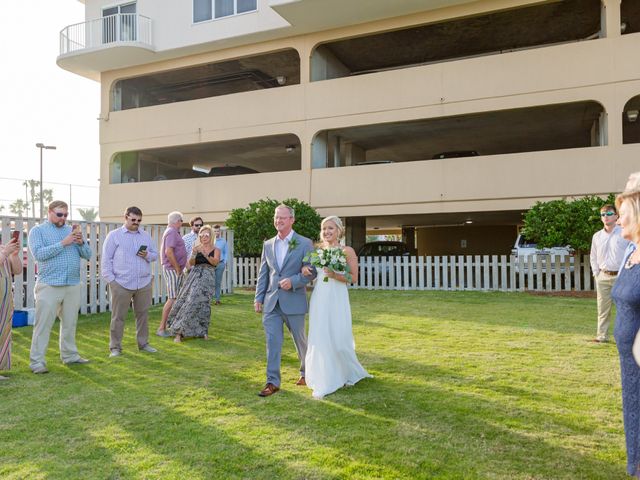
[{"xmin": 302, "ymin": 216, "xmax": 372, "ymax": 399}]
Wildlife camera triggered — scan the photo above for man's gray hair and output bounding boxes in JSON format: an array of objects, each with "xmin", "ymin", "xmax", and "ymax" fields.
[
  {"xmin": 168, "ymin": 211, "xmax": 183, "ymax": 224},
  {"xmin": 275, "ymin": 204, "xmax": 295, "ymax": 218}
]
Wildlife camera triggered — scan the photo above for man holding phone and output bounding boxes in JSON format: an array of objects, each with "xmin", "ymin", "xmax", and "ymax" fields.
[
  {"xmin": 101, "ymin": 206, "xmax": 159, "ymax": 357},
  {"xmin": 28, "ymin": 200, "xmax": 92, "ymax": 374}
]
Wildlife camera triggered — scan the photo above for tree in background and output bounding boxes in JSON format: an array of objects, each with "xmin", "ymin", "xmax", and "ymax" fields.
[
  {"xmin": 15, "ymin": 180, "xmax": 53, "ymax": 218},
  {"xmin": 9, "ymin": 199, "xmax": 27, "ymax": 217},
  {"xmin": 77, "ymin": 207, "xmax": 99, "ymax": 222},
  {"xmin": 226, "ymin": 198, "xmax": 322, "ymax": 256},
  {"xmin": 521, "ymin": 194, "xmax": 616, "ymax": 253}
]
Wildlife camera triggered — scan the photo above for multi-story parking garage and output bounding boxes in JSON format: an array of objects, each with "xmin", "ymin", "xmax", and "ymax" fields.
[{"xmin": 58, "ymin": 0, "xmax": 640, "ymax": 255}]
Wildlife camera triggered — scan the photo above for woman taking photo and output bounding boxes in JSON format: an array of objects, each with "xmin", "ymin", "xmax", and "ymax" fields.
[
  {"xmin": 0, "ymin": 234, "xmax": 24, "ymax": 380},
  {"xmin": 612, "ymin": 189, "xmax": 640, "ymax": 478},
  {"xmin": 167, "ymin": 225, "xmax": 220, "ymax": 342}
]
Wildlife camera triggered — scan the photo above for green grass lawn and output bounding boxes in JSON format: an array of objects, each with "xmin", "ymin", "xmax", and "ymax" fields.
[{"xmin": 0, "ymin": 289, "xmax": 626, "ymax": 479}]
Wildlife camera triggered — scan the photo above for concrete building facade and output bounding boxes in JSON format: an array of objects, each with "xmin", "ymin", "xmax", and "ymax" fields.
[{"xmin": 58, "ymin": 0, "xmax": 640, "ymax": 254}]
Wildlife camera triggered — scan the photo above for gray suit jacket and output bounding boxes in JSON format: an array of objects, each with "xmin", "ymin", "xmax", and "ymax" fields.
[{"xmin": 255, "ymin": 231, "xmax": 314, "ymax": 315}]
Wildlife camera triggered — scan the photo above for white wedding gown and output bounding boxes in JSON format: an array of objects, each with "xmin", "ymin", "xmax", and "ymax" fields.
[{"xmin": 305, "ymin": 269, "xmax": 372, "ymax": 399}]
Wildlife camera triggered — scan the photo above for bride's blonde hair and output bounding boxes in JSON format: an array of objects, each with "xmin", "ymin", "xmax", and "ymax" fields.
[{"xmin": 320, "ymin": 216, "xmax": 344, "ymax": 240}]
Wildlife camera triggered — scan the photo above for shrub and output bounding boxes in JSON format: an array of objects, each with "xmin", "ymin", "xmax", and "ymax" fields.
[
  {"xmin": 521, "ymin": 194, "xmax": 616, "ymax": 253},
  {"xmin": 226, "ymin": 198, "xmax": 322, "ymax": 256}
]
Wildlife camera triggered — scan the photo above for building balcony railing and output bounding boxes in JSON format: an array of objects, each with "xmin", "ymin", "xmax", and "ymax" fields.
[{"xmin": 59, "ymin": 13, "xmax": 153, "ymax": 55}]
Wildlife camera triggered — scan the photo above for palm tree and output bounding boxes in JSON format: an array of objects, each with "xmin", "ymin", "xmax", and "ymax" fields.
[
  {"xmin": 34, "ymin": 189, "xmax": 54, "ymax": 217},
  {"xmin": 9, "ymin": 199, "xmax": 27, "ymax": 217},
  {"xmin": 23, "ymin": 179, "xmax": 40, "ymax": 218},
  {"xmin": 77, "ymin": 207, "xmax": 99, "ymax": 222}
]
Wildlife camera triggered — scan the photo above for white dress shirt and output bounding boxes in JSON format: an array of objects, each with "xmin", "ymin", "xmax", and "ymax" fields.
[
  {"xmin": 590, "ymin": 225, "xmax": 630, "ymax": 275},
  {"xmin": 274, "ymin": 230, "xmax": 294, "ymax": 270}
]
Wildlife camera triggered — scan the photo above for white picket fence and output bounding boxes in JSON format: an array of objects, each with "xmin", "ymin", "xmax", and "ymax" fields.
[
  {"xmin": 2, "ymin": 217, "xmax": 234, "ymax": 314},
  {"xmin": 233, "ymin": 254, "xmax": 596, "ymax": 292}
]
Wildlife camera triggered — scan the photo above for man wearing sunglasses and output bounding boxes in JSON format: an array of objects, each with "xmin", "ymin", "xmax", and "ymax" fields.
[
  {"xmin": 27, "ymin": 200, "xmax": 93, "ymax": 373},
  {"xmin": 589, "ymin": 204, "xmax": 630, "ymax": 343},
  {"xmin": 101, "ymin": 206, "xmax": 159, "ymax": 358},
  {"xmin": 182, "ymin": 216, "xmax": 203, "ymax": 260}
]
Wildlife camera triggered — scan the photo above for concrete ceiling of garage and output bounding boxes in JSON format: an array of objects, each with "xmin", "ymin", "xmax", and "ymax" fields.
[
  {"xmin": 365, "ymin": 210, "xmax": 527, "ymax": 230},
  {"xmin": 142, "ymin": 133, "xmax": 301, "ymax": 172},
  {"xmin": 321, "ymin": 0, "xmax": 601, "ymax": 74},
  {"xmin": 119, "ymin": 49, "xmax": 300, "ymax": 108},
  {"xmin": 327, "ymin": 101, "xmax": 603, "ymax": 162}
]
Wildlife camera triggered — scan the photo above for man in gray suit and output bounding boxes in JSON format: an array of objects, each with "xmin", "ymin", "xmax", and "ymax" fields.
[{"xmin": 254, "ymin": 204, "xmax": 315, "ymax": 397}]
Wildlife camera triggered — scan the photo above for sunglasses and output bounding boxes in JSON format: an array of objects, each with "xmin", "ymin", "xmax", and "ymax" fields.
[
  {"xmin": 54, "ymin": 212, "xmax": 68, "ymax": 218},
  {"xmin": 193, "ymin": 224, "xmax": 203, "ymax": 227},
  {"xmin": 127, "ymin": 217, "xmax": 142, "ymax": 223},
  {"xmin": 600, "ymin": 212, "xmax": 616, "ymax": 217}
]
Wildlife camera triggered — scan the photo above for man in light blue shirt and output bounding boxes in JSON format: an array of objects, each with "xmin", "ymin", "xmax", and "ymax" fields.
[
  {"xmin": 213, "ymin": 224, "xmax": 228, "ymax": 305},
  {"xmin": 182, "ymin": 216, "xmax": 203, "ymax": 259},
  {"xmin": 28, "ymin": 200, "xmax": 92, "ymax": 374},
  {"xmin": 101, "ymin": 206, "xmax": 159, "ymax": 357}
]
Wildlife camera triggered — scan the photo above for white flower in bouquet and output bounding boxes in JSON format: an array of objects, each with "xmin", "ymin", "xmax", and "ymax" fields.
[{"xmin": 304, "ymin": 246, "xmax": 352, "ymax": 282}]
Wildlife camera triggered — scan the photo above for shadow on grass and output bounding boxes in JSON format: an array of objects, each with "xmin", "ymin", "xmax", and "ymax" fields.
[{"xmin": 2, "ymin": 290, "xmax": 626, "ymax": 480}]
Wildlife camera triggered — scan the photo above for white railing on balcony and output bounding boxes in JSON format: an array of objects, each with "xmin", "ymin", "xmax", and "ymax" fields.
[{"xmin": 59, "ymin": 13, "xmax": 152, "ymax": 55}]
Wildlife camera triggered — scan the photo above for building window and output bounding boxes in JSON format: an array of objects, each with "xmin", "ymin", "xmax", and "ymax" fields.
[
  {"xmin": 194, "ymin": 0, "xmax": 256, "ymax": 22},
  {"xmin": 102, "ymin": 2, "xmax": 137, "ymax": 43}
]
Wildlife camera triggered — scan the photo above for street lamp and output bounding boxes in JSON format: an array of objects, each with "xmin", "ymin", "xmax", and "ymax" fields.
[{"xmin": 35, "ymin": 143, "xmax": 56, "ymax": 220}]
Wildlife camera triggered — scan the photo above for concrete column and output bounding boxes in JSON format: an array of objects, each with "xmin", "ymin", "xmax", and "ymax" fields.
[
  {"xmin": 402, "ymin": 227, "xmax": 416, "ymax": 254},
  {"xmin": 311, "ymin": 131, "xmax": 328, "ymax": 169},
  {"xmin": 601, "ymin": 0, "xmax": 622, "ymax": 38},
  {"xmin": 345, "ymin": 217, "xmax": 366, "ymax": 253}
]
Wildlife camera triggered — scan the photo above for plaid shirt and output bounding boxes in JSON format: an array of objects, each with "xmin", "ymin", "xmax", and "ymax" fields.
[
  {"xmin": 182, "ymin": 231, "xmax": 198, "ymax": 258},
  {"xmin": 28, "ymin": 221, "xmax": 92, "ymax": 286}
]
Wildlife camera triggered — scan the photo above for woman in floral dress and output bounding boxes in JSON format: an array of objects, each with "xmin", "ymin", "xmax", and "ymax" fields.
[
  {"xmin": 0, "ymin": 236, "xmax": 25, "ymax": 380},
  {"xmin": 167, "ymin": 225, "xmax": 220, "ymax": 342}
]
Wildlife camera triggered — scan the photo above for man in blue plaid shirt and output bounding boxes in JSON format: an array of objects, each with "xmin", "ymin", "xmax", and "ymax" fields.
[{"xmin": 28, "ymin": 200, "xmax": 92, "ymax": 374}]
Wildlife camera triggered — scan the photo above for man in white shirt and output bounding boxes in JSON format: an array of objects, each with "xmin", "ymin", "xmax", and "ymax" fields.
[
  {"xmin": 590, "ymin": 204, "xmax": 630, "ymax": 343},
  {"xmin": 182, "ymin": 216, "xmax": 203, "ymax": 259}
]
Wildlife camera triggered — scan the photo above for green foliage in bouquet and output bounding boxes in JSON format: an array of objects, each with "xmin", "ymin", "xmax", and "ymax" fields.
[
  {"xmin": 304, "ymin": 247, "xmax": 352, "ymax": 283},
  {"xmin": 226, "ymin": 198, "xmax": 322, "ymax": 256}
]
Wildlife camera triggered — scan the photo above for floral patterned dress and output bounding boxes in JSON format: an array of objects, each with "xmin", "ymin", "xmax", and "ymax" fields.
[
  {"xmin": 0, "ymin": 257, "xmax": 13, "ymax": 371},
  {"xmin": 167, "ymin": 250, "xmax": 217, "ymax": 338}
]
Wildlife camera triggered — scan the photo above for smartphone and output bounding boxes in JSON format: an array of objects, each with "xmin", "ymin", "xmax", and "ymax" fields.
[
  {"xmin": 72, "ymin": 224, "xmax": 80, "ymax": 232},
  {"xmin": 11, "ymin": 231, "xmax": 20, "ymax": 243},
  {"xmin": 137, "ymin": 245, "xmax": 148, "ymax": 254}
]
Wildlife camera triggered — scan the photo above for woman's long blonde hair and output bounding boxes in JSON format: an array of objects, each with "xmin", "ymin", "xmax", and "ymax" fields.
[
  {"xmin": 194, "ymin": 224, "xmax": 214, "ymax": 250},
  {"xmin": 616, "ymin": 191, "xmax": 640, "ymax": 243}
]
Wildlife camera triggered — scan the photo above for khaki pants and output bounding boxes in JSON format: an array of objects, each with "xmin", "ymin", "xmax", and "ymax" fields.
[
  {"xmin": 109, "ymin": 281, "xmax": 152, "ymax": 352},
  {"xmin": 595, "ymin": 272, "xmax": 617, "ymax": 341},
  {"xmin": 29, "ymin": 283, "xmax": 82, "ymax": 370}
]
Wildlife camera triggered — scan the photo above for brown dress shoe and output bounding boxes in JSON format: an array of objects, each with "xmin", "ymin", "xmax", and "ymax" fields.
[
  {"xmin": 258, "ymin": 383, "xmax": 280, "ymax": 397},
  {"xmin": 295, "ymin": 377, "xmax": 306, "ymax": 386}
]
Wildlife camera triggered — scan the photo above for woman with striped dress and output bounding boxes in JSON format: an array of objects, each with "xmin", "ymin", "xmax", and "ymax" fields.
[{"xmin": 0, "ymin": 237, "xmax": 23, "ymax": 380}]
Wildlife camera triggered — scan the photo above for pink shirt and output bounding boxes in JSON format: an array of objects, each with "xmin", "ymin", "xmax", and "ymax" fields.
[{"xmin": 161, "ymin": 226, "xmax": 187, "ymax": 270}]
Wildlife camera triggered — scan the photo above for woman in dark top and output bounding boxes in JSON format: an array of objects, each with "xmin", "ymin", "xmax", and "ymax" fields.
[
  {"xmin": 168, "ymin": 225, "xmax": 220, "ymax": 342},
  {"xmin": 612, "ymin": 190, "xmax": 640, "ymax": 478}
]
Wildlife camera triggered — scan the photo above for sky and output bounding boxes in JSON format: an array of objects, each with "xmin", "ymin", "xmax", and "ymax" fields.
[{"xmin": 0, "ymin": 0, "xmax": 100, "ymax": 218}]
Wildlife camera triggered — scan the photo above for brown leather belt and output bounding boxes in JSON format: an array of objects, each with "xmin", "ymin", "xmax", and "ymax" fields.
[{"xmin": 602, "ymin": 270, "xmax": 619, "ymax": 275}]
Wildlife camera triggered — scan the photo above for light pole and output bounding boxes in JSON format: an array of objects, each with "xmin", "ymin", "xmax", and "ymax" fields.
[{"xmin": 35, "ymin": 143, "xmax": 56, "ymax": 220}]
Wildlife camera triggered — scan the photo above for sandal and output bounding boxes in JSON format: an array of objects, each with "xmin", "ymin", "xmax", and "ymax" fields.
[{"xmin": 174, "ymin": 334, "xmax": 183, "ymax": 343}]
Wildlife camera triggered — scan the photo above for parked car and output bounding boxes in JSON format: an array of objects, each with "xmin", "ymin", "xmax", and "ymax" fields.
[
  {"xmin": 511, "ymin": 234, "xmax": 573, "ymax": 272},
  {"xmin": 208, "ymin": 165, "xmax": 258, "ymax": 176},
  {"xmin": 432, "ymin": 151, "xmax": 479, "ymax": 159},
  {"xmin": 357, "ymin": 241, "xmax": 412, "ymax": 257}
]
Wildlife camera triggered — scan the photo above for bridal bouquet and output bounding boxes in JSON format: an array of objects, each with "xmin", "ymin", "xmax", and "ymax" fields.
[{"xmin": 304, "ymin": 247, "xmax": 352, "ymax": 282}]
